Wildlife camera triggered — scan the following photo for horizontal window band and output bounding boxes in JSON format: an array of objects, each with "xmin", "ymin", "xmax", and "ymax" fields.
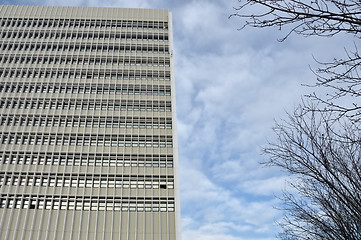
[
  {"xmin": 0, "ymin": 132, "xmax": 172, "ymax": 138},
  {"xmin": 0, "ymin": 172, "xmax": 174, "ymax": 189},
  {"xmin": 0, "ymin": 132, "xmax": 173, "ymax": 148},
  {"xmin": 0, "ymin": 42, "xmax": 169, "ymax": 53},
  {"xmin": 0, "ymin": 54, "xmax": 170, "ymax": 66},
  {"xmin": 0, "ymin": 194, "xmax": 175, "ymax": 212},
  {"xmin": 0, "ymin": 68, "xmax": 171, "ymax": 80},
  {"xmin": 0, "ymin": 151, "xmax": 174, "ymax": 167},
  {"xmin": 0, "ymin": 171, "xmax": 174, "ymax": 179},
  {"xmin": 1, "ymin": 30, "xmax": 169, "ymax": 41},
  {"xmin": 0, "ymin": 82, "xmax": 171, "ymax": 96},
  {"xmin": 0, "ymin": 18, "xmax": 169, "ymax": 30},
  {"xmin": 0, "ymin": 115, "xmax": 172, "ymax": 128},
  {"xmin": 0, "ymin": 98, "xmax": 172, "ymax": 112},
  {"xmin": 0, "ymin": 194, "xmax": 175, "ymax": 201}
]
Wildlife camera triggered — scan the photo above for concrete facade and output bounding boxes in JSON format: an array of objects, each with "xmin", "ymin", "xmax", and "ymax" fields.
[{"xmin": 0, "ymin": 5, "xmax": 180, "ymax": 240}]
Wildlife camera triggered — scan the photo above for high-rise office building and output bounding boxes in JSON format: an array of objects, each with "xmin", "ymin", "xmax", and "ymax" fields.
[{"xmin": 0, "ymin": 5, "xmax": 180, "ymax": 240}]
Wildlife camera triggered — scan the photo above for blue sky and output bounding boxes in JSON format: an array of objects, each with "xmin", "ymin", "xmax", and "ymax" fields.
[{"xmin": 0, "ymin": 0, "xmax": 350, "ymax": 239}]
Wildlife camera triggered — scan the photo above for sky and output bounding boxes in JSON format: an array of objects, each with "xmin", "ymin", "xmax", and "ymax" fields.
[{"xmin": 0, "ymin": 0, "xmax": 351, "ymax": 239}]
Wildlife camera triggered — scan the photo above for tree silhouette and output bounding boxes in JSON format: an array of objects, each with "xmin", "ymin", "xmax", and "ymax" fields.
[{"xmin": 231, "ymin": 1, "xmax": 361, "ymax": 239}]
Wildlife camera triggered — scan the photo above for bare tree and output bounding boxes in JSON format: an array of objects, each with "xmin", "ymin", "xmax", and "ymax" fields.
[
  {"xmin": 264, "ymin": 106, "xmax": 361, "ymax": 239},
  {"xmin": 231, "ymin": 0, "xmax": 361, "ymax": 121},
  {"xmin": 231, "ymin": 0, "xmax": 361, "ymax": 40},
  {"xmin": 306, "ymin": 47, "xmax": 361, "ymax": 123},
  {"xmin": 231, "ymin": 1, "xmax": 361, "ymax": 239}
]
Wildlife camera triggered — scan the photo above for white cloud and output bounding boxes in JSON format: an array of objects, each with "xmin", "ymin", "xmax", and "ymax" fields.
[
  {"xmin": 180, "ymin": 165, "xmax": 281, "ymax": 239},
  {"xmin": 240, "ymin": 176, "xmax": 288, "ymax": 196},
  {"xmin": 182, "ymin": 217, "xmax": 276, "ymax": 240}
]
